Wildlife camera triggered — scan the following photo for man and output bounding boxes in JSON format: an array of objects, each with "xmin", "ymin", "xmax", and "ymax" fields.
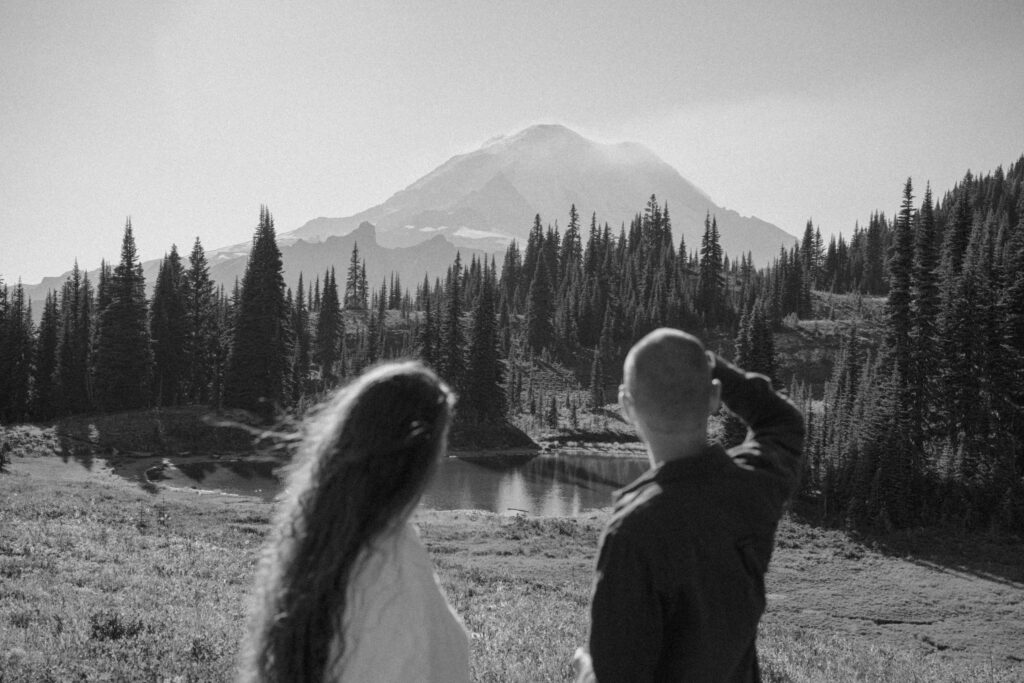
[{"xmin": 574, "ymin": 328, "xmax": 804, "ymax": 682}]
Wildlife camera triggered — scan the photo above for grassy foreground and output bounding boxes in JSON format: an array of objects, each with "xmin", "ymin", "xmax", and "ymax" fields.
[{"xmin": 1, "ymin": 453, "xmax": 1022, "ymax": 682}]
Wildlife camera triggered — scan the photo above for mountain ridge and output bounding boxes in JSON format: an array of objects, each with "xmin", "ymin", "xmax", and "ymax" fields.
[
  {"xmin": 19, "ymin": 124, "xmax": 796, "ymax": 315},
  {"xmin": 287, "ymin": 123, "xmax": 796, "ymax": 261}
]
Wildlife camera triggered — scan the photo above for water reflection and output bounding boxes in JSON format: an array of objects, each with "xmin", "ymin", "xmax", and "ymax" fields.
[
  {"xmin": 422, "ymin": 454, "xmax": 649, "ymax": 516},
  {"xmin": 151, "ymin": 452, "xmax": 650, "ymax": 516}
]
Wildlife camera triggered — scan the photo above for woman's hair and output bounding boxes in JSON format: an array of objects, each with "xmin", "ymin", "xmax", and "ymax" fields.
[{"xmin": 238, "ymin": 361, "xmax": 455, "ymax": 682}]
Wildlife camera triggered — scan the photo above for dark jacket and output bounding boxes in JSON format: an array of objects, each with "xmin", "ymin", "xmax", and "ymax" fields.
[{"xmin": 588, "ymin": 355, "xmax": 804, "ymax": 682}]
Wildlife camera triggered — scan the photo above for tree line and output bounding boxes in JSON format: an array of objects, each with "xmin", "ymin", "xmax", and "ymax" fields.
[
  {"xmin": 1, "ymin": 156, "xmax": 1021, "ymax": 532},
  {"xmin": 791, "ymin": 161, "xmax": 1024, "ymax": 533}
]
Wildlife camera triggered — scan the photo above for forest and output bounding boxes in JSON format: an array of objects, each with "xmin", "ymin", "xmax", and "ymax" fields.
[{"xmin": 1, "ymin": 156, "xmax": 1022, "ymax": 533}]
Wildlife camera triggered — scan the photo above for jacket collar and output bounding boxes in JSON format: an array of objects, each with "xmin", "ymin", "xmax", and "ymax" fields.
[{"xmin": 614, "ymin": 444, "xmax": 730, "ymax": 502}]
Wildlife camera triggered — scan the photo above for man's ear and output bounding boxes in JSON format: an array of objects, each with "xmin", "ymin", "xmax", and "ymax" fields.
[
  {"xmin": 618, "ymin": 385, "xmax": 634, "ymax": 425},
  {"xmin": 708, "ymin": 378, "xmax": 722, "ymax": 415}
]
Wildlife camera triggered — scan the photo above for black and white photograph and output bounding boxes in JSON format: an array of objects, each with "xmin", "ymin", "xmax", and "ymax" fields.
[{"xmin": 1, "ymin": 1, "xmax": 1022, "ymax": 681}]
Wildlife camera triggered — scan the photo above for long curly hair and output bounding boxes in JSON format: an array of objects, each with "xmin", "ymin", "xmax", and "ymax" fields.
[{"xmin": 238, "ymin": 361, "xmax": 455, "ymax": 682}]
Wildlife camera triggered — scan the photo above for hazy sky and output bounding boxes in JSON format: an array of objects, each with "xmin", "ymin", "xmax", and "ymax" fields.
[{"xmin": 2, "ymin": 0, "xmax": 1022, "ymax": 284}]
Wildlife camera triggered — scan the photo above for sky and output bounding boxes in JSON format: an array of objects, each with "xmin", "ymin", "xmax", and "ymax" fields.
[{"xmin": 2, "ymin": 0, "xmax": 1023, "ymax": 284}]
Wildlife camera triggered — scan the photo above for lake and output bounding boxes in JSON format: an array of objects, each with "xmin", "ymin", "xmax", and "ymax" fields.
[{"xmin": 162, "ymin": 452, "xmax": 651, "ymax": 516}]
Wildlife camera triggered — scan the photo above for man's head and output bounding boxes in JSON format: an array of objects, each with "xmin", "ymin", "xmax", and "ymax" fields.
[{"xmin": 620, "ymin": 328, "xmax": 720, "ymax": 446}]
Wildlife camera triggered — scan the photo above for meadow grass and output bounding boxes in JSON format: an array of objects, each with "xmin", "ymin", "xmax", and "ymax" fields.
[{"xmin": 2, "ymin": 457, "xmax": 1022, "ymax": 682}]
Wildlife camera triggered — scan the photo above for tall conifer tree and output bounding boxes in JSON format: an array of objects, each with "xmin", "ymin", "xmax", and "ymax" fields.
[
  {"xmin": 438, "ymin": 253, "xmax": 466, "ymax": 391},
  {"xmin": 93, "ymin": 219, "xmax": 153, "ymax": 411},
  {"xmin": 32, "ymin": 291, "xmax": 60, "ymax": 420},
  {"xmin": 150, "ymin": 245, "xmax": 188, "ymax": 406},
  {"xmin": 464, "ymin": 268, "xmax": 505, "ymax": 422},
  {"xmin": 184, "ymin": 237, "xmax": 218, "ymax": 404},
  {"xmin": 223, "ymin": 207, "xmax": 292, "ymax": 418},
  {"xmin": 525, "ymin": 253, "xmax": 555, "ymax": 353}
]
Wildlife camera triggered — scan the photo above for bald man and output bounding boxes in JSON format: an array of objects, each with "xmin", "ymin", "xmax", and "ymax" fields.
[{"xmin": 574, "ymin": 328, "xmax": 804, "ymax": 682}]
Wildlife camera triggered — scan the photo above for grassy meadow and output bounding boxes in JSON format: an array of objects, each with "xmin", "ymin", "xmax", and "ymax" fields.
[{"xmin": 2, "ymin": 449, "xmax": 1023, "ymax": 682}]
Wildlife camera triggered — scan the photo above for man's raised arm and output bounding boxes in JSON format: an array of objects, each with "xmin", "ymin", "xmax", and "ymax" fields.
[{"xmin": 710, "ymin": 352, "xmax": 805, "ymax": 492}]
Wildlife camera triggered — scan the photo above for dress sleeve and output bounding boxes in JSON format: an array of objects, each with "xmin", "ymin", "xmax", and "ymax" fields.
[{"xmin": 324, "ymin": 526, "xmax": 469, "ymax": 683}]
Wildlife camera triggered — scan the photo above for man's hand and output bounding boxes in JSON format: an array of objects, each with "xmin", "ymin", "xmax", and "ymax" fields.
[{"xmin": 573, "ymin": 646, "xmax": 596, "ymax": 683}]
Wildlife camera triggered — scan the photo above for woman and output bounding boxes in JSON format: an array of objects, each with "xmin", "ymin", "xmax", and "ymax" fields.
[{"xmin": 239, "ymin": 362, "xmax": 470, "ymax": 682}]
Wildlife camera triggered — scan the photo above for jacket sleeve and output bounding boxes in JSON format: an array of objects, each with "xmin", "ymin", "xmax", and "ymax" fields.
[
  {"xmin": 711, "ymin": 353, "xmax": 805, "ymax": 496},
  {"xmin": 588, "ymin": 523, "xmax": 663, "ymax": 683}
]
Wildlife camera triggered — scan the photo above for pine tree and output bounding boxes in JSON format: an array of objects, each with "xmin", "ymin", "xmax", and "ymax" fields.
[
  {"xmin": 887, "ymin": 178, "xmax": 915, "ymax": 387},
  {"xmin": 941, "ymin": 187, "xmax": 972, "ymax": 279},
  {"xmin": 184, "ymin": 238, "xmax": 218, "ymax": 404},
  {"xmin": 291, "ymin": 272, "xmax": 311, "ymax": 399},
  {"xmin": 150, "ymin": 245, "xmax": 188, "ymax": 406},
  {"xmin": 0, "ymin": 281, "xmax": 34, "ymax": 422},
  {"xmin": 93, "ymin": 219, "xmax": 153, "ymax": 412},
  {"xmin": 315, "ymin": 268, "xmax": 343, "ymax": 385},
  {"xmin": 464, "ymin": 269, "xmax": 505, "ymax": 423},
  {"xmin": 861, "ymin": 213, "xmax": 888, "ymax": 294},
  {"xmin": 223, "ymin": 207, "xmax": 293, "ymax": 418},
  {"xmin": 416, "ymin": 294, "xmax": 437, "ymax": 368},
  {"xmin": 366, "ymin": 280, "xmax": 386, "ymax": 364},
  {"xmin": 31, "ymin": 290, "xmax": 60, "ymax": 420},
  {"xmin": 519, "ymin": 215, "xmax": 545, "ymax": 309},
  {"xmin": 55, "ymin": 263, "xmax": 93, "ymax": 415},
  {"xmin": 696, "ymin": 213, "xmax": 725, "ymax": 324},
  {"xmin": 344, "ymin": 243, "xmax": 365, "ymax": 310},
  {"xmin": 525, "ymin": 253, "xmax": 555, "ymax": 353},
  {"xmin": 438, "ymin": 253, "xmax": 466, "ymax": 392},
  {"xmin": 910, "ymin": 184, "xmax": 940, "ymax": 433}
]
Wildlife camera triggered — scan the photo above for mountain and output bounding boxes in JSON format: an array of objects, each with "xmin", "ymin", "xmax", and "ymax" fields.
[
  {"xmin": 288, "ymin": 124, "xmax": 797, "ymax": 263},
  {"xmin": 212, "ymin": 221, "xmax": 487, "ymax": 295},
  {"xmin": 21, "ymin": 124, "xmax": 795, "ymax": 316}
]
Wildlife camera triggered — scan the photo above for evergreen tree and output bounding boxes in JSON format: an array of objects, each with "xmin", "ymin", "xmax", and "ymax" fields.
[
  {"xmin": 150, "ymin": 245, "xmax": 188, "ymax": 406},
  {"xmin": 520, "ymin": 215, "xmax": 545, "ymax": 309},
  {"xmin": 941, "ymin": 188, "xmax": 972, "ymax": 279},
  {"xmin": 0, "ymin": 281, "xmax": 34, "ymax": 422},
  {"xmin": 93, "ymin": 219, "xmax": 153, "ymax": 412},
  {"xmin": 559, "ymin": 204, "xmax": 583, "ymax": 286},
  {"xmin": 438, "ymin": 253, "xmax": 466, "ymax": 392},
  {"xmin": 524, "ymin": 253, "xmax": 555, "ymax": 353},
  {"xmin": 32, "ymin": 290, "xmax": 60, "ymax": 420},
  {"xmin": 416, "ymin": 294, "xmax": 437, "ymax": 368},
  {"xmin": 55, "ymin": 263, "xmax": 93, "ymax": 415},
  {"xmin": 315, "ymin": 268, "xmax": 343, "ymax": 385},
  {"xmin": 223, "ymin": 207, "xmax": 293, "ymax": 418},
  {"xmin": 887, "ymin": 178, "xmax": 915, "ymax": 387},
  {"xmin": 291, "ymin": 272, "xmax": 311, "ymax": 400},
  {"xmin": 184, "ymin": 237, "xmax": 218, "ymax": 404},
  {"xmin": 96, "ymin": 259, "xmax": 113, "ymax": 313},
  {"xmin": 696, "ymin": 213, "xmax": 725, "ymax": 324},
  {"xmin": 498, "ymin": 240, "xmax": 522, "ymax": 313},
  {"xmin": 910, "ymin": 184, "xmax": 940, "ymax": 432},
  {"xmin": 464, "ymin": 269, "xmax": 505, "ymax": 422},
  {"xmin": 366, "ymin": 279, "xmax": 386, "ymax": 364},
  {"xmin": 861, "ymin": 213, "xmax": 888, "ymax": 294},
  {"xmin": 359, "ymin": 261, "xmax": 369, "ymax": 310},
  {"xmin": 344, "ymin": 243, "xmax": 365, "ymax": 310}
]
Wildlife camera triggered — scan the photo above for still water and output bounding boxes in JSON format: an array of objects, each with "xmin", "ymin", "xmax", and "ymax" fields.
[{"xmin": 168, "ymin": 453, "xmax": 650, "ymax": 516}]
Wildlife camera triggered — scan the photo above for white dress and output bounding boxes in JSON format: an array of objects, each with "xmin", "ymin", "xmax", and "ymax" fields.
[{"xmin": 324, "ymin": 521, "xmax": 471, "ymax": 682}]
